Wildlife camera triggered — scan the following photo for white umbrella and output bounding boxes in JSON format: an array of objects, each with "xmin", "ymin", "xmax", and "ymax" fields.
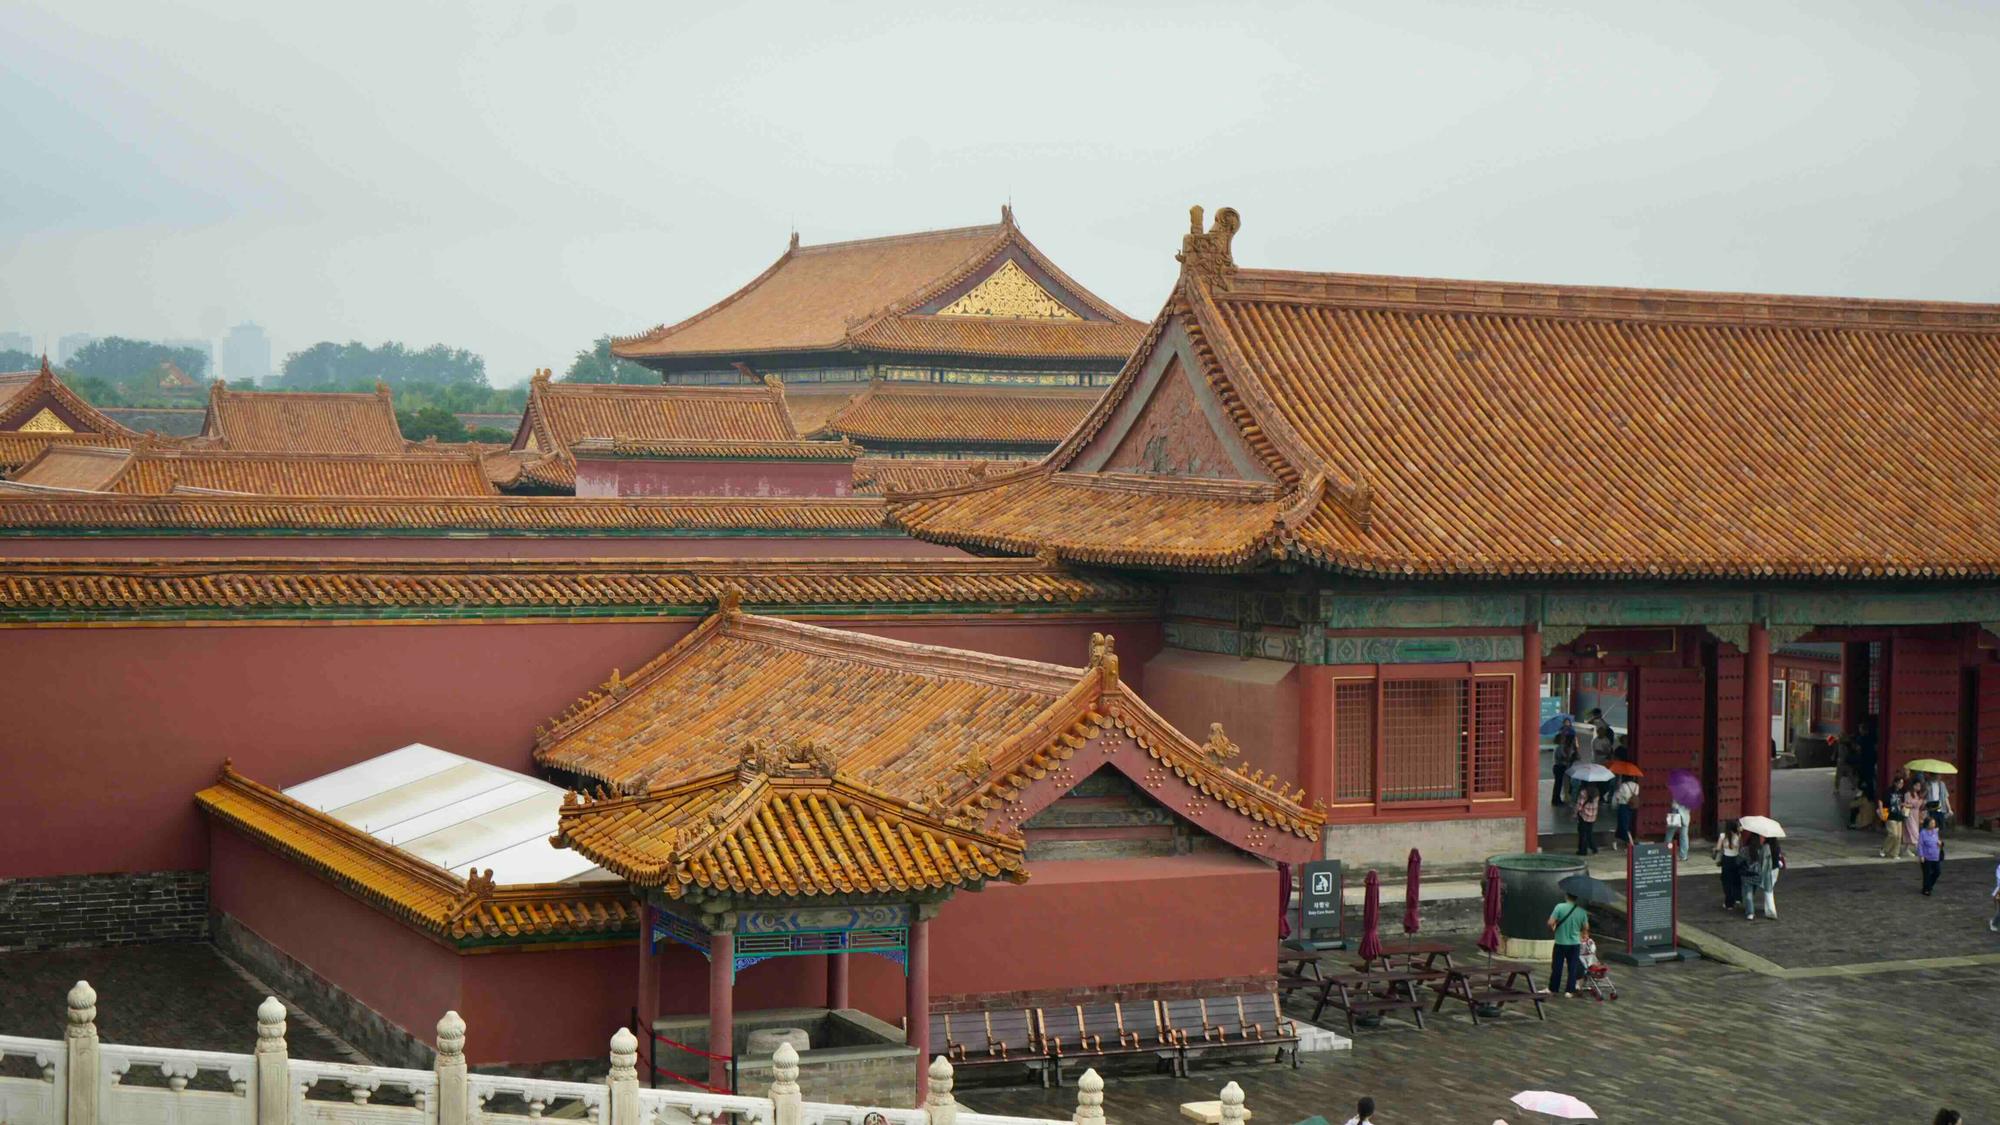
[
  {"xmin": 1511, "ymin": 1091, "xmax": 1596, "ymax": 1119},
  {"xmin": 1567, "ymin": 763, "xmax": 1615, "ymax": 783},
  {"xmin": 1738, "ymin": 814, "xmax": 1786, "ymax": 838}
]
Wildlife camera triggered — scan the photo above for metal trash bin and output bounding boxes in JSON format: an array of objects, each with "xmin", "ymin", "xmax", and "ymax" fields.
[{"xmin": 1486, "ymin": 852, "xmax": 1586, "ymax": 961}]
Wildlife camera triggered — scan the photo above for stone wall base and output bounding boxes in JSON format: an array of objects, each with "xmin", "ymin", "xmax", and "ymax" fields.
[
  {"xmin": 0, "ymin": 871, "xmax": 208, "ymax": 952},
  {"xmin": 931, "ymin": 973, "xmax": 1278, "ymax": 1015},
  {"xmin": 1319, "ymin": 816, "xmax": 1524, "ymax": 869},
  {"xmin": 212, "ymin": 912, "xmax": 433, "ymax": 1070}
]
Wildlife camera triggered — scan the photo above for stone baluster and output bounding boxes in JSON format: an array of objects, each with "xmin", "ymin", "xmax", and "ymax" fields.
[
  {"xmin": 1218, "ymin": 1082, "xmax": 1247, "ymax": 1125},
  {"xmin": 436, "ymin": 1012, "xmax": 470, "ymax": 1125},
  {"xmin": 923, "ymin": 1057, "xmax": 956, "ymax": 1125},
  {"xmin": 65, "ymin": 981, "xmax": 99, "ymax": 1125},
  {"xmin": 255, "ymin": 998, "xmax": 290, "ymax": 1125},
  {"xmin": 768, "ymin": 1042, "xmax": 801, "ymax": 1125},
  {"xmin": 606, "ymin": 1028, "xmax": 639, "ymax": 1125},
  {"xmin": 1071, "ymin": 1069, "xmax": 1103, "ymax": 1125}
]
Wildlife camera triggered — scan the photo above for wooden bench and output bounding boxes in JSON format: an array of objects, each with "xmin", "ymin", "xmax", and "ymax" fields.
[
  {"xmin": 1228, "ymin": 993, "xmax": 1301, "ymax": 1067},
  {"xmin": 1430, "ymin": 964, "xmax": 1548, "ymax": 1026},
  {"xmin": 1043, "ymin": 1002, "xmax": 1176, "ymax": 1079},
  {"xmin": 949, "ymin": 1008, "xmax": 1053, "ymax": 1085}
]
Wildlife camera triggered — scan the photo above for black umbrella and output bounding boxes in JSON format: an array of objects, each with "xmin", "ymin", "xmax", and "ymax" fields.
[{"xmin": 1558, "ymin": 874, "xmax": 1619, "ymax": 905}]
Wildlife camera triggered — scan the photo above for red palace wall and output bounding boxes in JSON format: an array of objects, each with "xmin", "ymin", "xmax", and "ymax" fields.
[
  {"xmin": 0, "ymin": 536, "xmax": 960, "ymax": 559},
  {"xmin": 574, "ymin": 460, "xmax": 854, "ymax": 499},
  {"xmin": 0, "ymin": 617, "xmax": 1160, "ymax": 878}
]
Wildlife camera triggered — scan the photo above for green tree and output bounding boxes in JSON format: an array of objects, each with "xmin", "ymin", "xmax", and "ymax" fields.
[
  {"xmin": 281, "ymin": 341, "xmax": 487, "ymax": 389},
  {"xmin": 468, "ymin": 425, "xmax": 513, "ymax": 443},
  {"xmin": 396, "ymin": 405, "xmax": 472, "ymax": 443},
  {"xmin": 70, "ymin": 337, "xmax": 208, "ymax": 385},
  {"xmin": 562, "ymin": 336, "xmax": 657, "ymax": 384},
  {"xmin": 0, "ymin": 348, "xmax": 37, "ymax": 371},
  {"xmin": 64, "ymin": 372, "xmax": 131, "ymax": 407}
]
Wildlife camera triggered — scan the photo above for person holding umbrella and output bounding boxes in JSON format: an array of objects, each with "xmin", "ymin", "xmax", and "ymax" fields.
[
  {"xmin": 1712, "ymin": 819, "xmax": 1744, "ymax": 911},
  {"xmin": 1664, "ymin": 768, "xmax": 1701, "ymax": 862},
  {"xmin": 1738, "ymin": 831, "xmax": 1765, "ymax": 921},
  {"xmin": 1572, "ymin": 777, "xmax": 1602, "ymax": 855},
  {"xmin": 1608, "ymin": 765, "xmax": 1641, "ymax": 852},
  {"xmin": 1545, "ymin": 888, "xmax": 1590, "ymax": 997}
]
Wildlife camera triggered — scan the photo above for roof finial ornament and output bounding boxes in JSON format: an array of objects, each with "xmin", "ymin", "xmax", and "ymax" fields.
[
  {"xmin": 1175, "ymin": 205, "xmax": 1240, "ymax": 288},
  {"xmin": 1202, "ymin": 723, "xmax": 1241, "ymax": 761},
  {"xmin": 375, "ymin": 380, "xmax": 391, "ymax": 395},
  {"xmin": 532, "ymin": 367, "xmax": 551, "ymax": 384},
  {"xmin": 1088, "ymin": 632, "xmax": 1121, "ymax": 692},
  {"xmin": 40, "ymin": 354, "xmax": 53, "ymax": 376},
  {"xmin": 789, "ymin": 229, "xmax": 800, "ymax": 251},
  {"xmin": 717, "ymin": 582, "xmax": 744, "ymax": 617},
  {"xmin": 1001, "ymin": 202, "xmax": 1014, "ymax": 227}
]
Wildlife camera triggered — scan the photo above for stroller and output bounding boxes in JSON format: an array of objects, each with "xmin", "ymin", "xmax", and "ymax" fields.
[{"xmin": 1577, "ymin": 937, "xmax": 1618, "ymax": 1001}]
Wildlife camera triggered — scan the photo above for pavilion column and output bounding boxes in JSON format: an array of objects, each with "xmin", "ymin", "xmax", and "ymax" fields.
[
  {"xmin": 1520, "ymin": 623, "xmax": 1543, "ymax": 852},
  {"xmin": 1743, "ymin": 622, "xmax": 1773, "ymax": 818},
  {"xmin": 826, "ymin": 952, "xmax": 850, "ymax": 1011},
  {"xmin": 907, "ymin": 911, "xmax": 932, "ymax": 1103},
  {"xmin": 636, "ymin": 904, "xmax": 660, "ymax": 1081},
  {"xmin": 708, "ymin": 924, "xmax": 734, "ymax": 1091}
]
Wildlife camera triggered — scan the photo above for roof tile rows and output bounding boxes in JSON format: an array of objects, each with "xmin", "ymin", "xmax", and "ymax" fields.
[
  {"xmin": 817, "ymin": 382, "xmax": 1103, "ymax": 447},
  {"xmin": 0, "ymin": 493, "xmax": 896, "ymax": 534},
  {"xmin": 7, "ymin": 446, "xmax": 497, "ymax": 497},
  {"xmin": 0, "ymin": 361, "xmax": 141, "ymax": 438},
  {"xmin": 204, "ymin": 383, "xmax": 408, "ymax": 453}
]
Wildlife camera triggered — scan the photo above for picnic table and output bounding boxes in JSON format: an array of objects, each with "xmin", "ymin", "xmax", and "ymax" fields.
[
  {"xmin": 1358, "ymin": 940, "xmax": 1458, "ymax": 972},
  {"xmin": 1430, "ymin": 960, "xmax": 1548, "ymax": 1025},
  {"xmin": 1277, "ymin": 947, "xmax": 1324, "ymax": 999},
  {"xmin": 1309, "ymin": 968, "xmax": 1429, "ymax": 1034}
]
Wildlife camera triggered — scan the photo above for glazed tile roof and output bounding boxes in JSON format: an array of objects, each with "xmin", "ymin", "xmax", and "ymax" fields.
[
  {"xmin": 612, "ymin": 211, "xmax": 1144, "ymax": 362},
  {"xmin": 569, "ymin": 436, "xmax": 858, "ymax": 462},
  {"xmin": 508, "ymin": 373, "xmax": 808, "ymax": 491},
  {"xmin": 851, "ymin": 458, "xmax": 990, "ymax": 495},
  {"xmin": 535, "ymin": 608, "xmax": 1320, "ymax": 886},
  {"xmin": 0, "ymin": 556, "xmax": 1158, "ymax": 624},
  {"xmin": 895, "ymin": 207, "xmax": 2000, "ymax": 579},
  {"xmin": 816, "ymin": 382, "xmax": 1102, "ymax": 447},
  {"xmin": 203, "ymin": 383, "xmax": 407, "ymax": 453},
  {"xmin": 781, "ymin": 387, "xmax": 868, "ymax": 436},
  {"xmin": 197, "ymin": 765, "xmax": 639, "ymax": 945},
  {"xmin": 9, "ymin": 446, "xmax": 498, "ymax": 497},
  {"xmin": 0, "ymin": 361, "xmax": 143, "ymax": 438},
  {"xmin": 0, "ymin": 431, "xmax": 149, "ymax": 473},
  {"xmin": 553, "ymin": 766, "xmax": 1029, "ymax": 897},
  {"xmin": 0, "ymin": 493, "xmax": 897, "ymax": 535}
]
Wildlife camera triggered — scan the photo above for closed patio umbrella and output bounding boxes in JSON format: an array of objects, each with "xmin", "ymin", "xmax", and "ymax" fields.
[
  {"xmin": 1477, "ymin": 864, "xmax": 1503, "ymax": 961},
  {"xmin": 1357, "ymin": 869, "xmax": 1383, "ymax": 963},
  {"xmin": 1402, "ymin": 848, "xmax": 1422, "ymax": 943},
  {"xmin": 1277, "ymin": 861, "xmax": 1293, "ymax": 940}
]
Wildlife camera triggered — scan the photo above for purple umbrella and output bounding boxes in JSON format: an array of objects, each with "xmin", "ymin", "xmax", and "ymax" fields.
[
  {"xmin": 1477, "ymin": 864, "xmax": 1503, "ymax": 960},
  {"xmin": 1277, "ymin": 861, "xmax": 1293, "ymax": 939},
  {"xmin": 1357, "ymin": 869, "xmax": 1383, "ymax": 963},
  {"xmin": 1402, "ymin": 848, "xmax": 1422, "ymax": 940},
  {"xmin": 1667, "ymin": 769, "xmax": 1704, "ymax": 810}
]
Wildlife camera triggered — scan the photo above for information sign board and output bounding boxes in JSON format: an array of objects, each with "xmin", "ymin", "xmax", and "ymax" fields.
[
  {"xmin": 1299, "ymin": 859, "xmax": 1343, "ymax": 936},
  {"xmin": 1625, "ymin": 842, "xmax": 1678, "ymax": 957}
]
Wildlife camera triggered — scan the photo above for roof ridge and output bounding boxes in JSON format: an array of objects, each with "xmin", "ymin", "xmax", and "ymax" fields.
[
  {"xmin": 722, "ymin": 611, "xmax": 1087, "ymax": 689},
  {"xmin": 795, "ymin": 221, "xmax": 1005, "ymax": 255}
]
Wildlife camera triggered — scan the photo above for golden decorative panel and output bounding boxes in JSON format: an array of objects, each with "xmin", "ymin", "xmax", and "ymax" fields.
[
  {"xmin": 936, "ymin": 261, "xmax": 1080, "ymax": 321},
  {"xmin": 17, "ymin": 408, "xmax": 72, "ymax": 433}
]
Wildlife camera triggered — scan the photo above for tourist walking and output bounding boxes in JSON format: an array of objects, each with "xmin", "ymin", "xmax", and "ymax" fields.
[
  {"xmin": 1902, "ymin": 777, "xmax": 1928, "ymax": 857},
  {"xmin": 1713, "ymin": 820, "xmax": 1744, "ymax": 910},
  {"xmin": 1340, "ymin": 1096, "xmax": 1376, "ymax": 1125},
  {"xmin": 1586, "ymin": 709, "xmax": 1613, "ymax": 763},
  {"xmin": 1611, "ymin": 775, "xmax": 1639, "ymax": 852},
  {"xmin": 1924, "ymin": 771, "xmax": 1954, "ymax": 829},
  {"xmin": 1879, "ymin": 771, "xmax": 1908, "ymax": 859},
  {"xmin": 1918, "ymin": 815, "xmax": 1943, "ymax": 896},
  {"xmin": 1663, "ymin": 799, "xmax": 1690, "ymax": 861},
  {"xmin": 1739, "ymin": 832, "xmax": 1766, "ymax": 920},
  {"xmin": 1552, "ymin": 717, "xmax": 1577, "ymax": 806},
  {"xmin": 1546, "ymin": 891, "xmax": 1589, "ymax": 997},
  {"xmin": 1759, "ymin": 837, "xmax": 1784, "ymax": 917},
  {"xmin": 1574, "ymin": 785, "xmax": 1601, "ymax": 855}
]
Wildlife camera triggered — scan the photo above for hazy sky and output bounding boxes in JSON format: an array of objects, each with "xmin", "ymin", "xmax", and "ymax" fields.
[{"xmin": 4, "ymin": 0, "xmax": 1997, "ymax": 383}]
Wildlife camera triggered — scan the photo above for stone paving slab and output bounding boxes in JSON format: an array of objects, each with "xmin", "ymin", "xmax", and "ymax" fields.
[{"xmin": 0, "ymin": 943, "xmax": 354, "ymax": 1062}]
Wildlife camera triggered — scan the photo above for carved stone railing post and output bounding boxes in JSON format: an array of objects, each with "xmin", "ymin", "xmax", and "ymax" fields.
[
  {"xmin": 606, "ymin": 1027, "xmax": 639, "ymax": 1125},
  {"xmin": 769, "ymin": 1042, "xmax": 801, "ymax": 1125},
  {"xmin": 255, "ymin": 997, "xmax": 290, "ymax": 1125},
  {"xmin": 65, "ymin": 981, "xmax": 99, "ymax": 1125},
  {"xmin": 923, "ymin": 1057, "xmax": 956, "ymax": 1125},
  {"xmin": 436, "ymin": 1012, "xmax": 470, "ymax": 1125},
  {"xmin": 1071, "ymin": 1069, "xmax": 1103, "ymax": 1125},
  {"xmin": 1218, "ymin": 1082, "xmax": 1247, "ymax": 1125}
]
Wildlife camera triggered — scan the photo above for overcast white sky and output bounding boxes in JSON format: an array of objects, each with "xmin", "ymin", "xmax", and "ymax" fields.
[{"xmin": 4, "ymin": 0, "xmax": 1997, "ymax": 383}]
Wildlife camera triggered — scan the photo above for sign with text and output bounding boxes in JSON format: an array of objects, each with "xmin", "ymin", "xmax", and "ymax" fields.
[
  {"xmin": 1626, "ymin": 842, "xmax": 1678, "ymax": 956},
  {"xmin": 1299, "ymin": 859, "xmax": 1343, "ymax": 936}
]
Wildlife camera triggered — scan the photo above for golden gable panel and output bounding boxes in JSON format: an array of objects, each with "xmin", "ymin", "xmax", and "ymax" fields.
[
  {"xmin": 17, "ymin": 408, "xmax": 73, "ymax": 434},
  {"xmin": 937, "ymin": 261, "xmax": 1081, "ymax": 321}
]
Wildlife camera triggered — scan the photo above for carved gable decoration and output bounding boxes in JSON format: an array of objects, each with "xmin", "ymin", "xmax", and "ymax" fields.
[
  {"xmin": 936, "ymin": 260, "xmax": 1081, "ymax": 321},
  {"xmin": 16, "ymin": 408, "xmax": 72, "ymax": 434},
  {"xmin": 1101, "ymin": 357, "xmax": 1253, "ymax": 479}
]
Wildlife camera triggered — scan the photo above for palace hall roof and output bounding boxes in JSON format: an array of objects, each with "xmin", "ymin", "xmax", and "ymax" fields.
[
  {"xmin": 0, "ymin": 556, "xmax": 1158, "ymax": 625},
  {"xmin": 5, "ymin": 446, "xmax": 498, "ymax": 497},
  {"xmin": 1, "ymin": 361, "xmax": 141, "ymax": 438},
  {"xmin": 612, "ymin": 209, "xmax": 1146, "ymax": 364},
  {"xmin": 568, "ymin": 436, "xmax": 859, "ymax": 462},
  {"xmin": 507, "ymin": 372, "xmax": 808, "ymax": 490},
  {"xmin": 537, "ymin": 605, "xmax": 1320, "ymax": 896},
  {"xmin": 895, "ymin": 206, "xmax": 2000, "ymax": 580},
  {"xmin": 850, "ymin": 458, "xmax": 989, "ymax": 495},
  {"xmin": 203, "ymin": 383, "xmax": 408, "ymax": 453},
  {"xmin": 0, "ymin": 430, "xmax": 149, "ymax": 474},
  {"xmin": 814, "ymin": 382, "xmax": 1102, "ymax": 448},
  {"xmin": 197, "ymin": 764, "xmax": 638, "ymax": 946}
]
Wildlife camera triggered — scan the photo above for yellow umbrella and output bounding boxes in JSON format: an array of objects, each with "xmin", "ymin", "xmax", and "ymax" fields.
[{"xmin": 1904, "ymin": 758, "xmax": 1958, "ymax": 775}]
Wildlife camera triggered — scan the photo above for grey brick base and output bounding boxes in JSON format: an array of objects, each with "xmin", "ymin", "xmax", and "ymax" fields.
[{"xmin": 0, "ymin": 871, "xmax": 208, "ymax": 952}]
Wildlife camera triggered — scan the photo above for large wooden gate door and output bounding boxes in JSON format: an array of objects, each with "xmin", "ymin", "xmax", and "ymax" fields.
[
  {"xmin": 1887, "ymin": 636, "xmax": 1963, "ymax": 809},
  {"xmin": 1712, "ymin": 652, "xmax": 1744, "ymax": 828},
  {"xmin": 1635, "ymin": 666, "xmax": 1704, "ymax": 836},
  {"xmin": 1975, "ymin": 664, "xmax": 2000, "ymax": 825}
]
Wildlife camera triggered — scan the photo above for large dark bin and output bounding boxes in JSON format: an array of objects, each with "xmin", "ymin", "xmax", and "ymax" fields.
[{"xmin": 1487, "ymin": 853, "xmax": 1587, "ymax": 956}]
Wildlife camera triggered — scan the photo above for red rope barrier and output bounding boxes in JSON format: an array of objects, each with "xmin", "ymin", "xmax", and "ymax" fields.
[{"xmin": 646, "ymin": 1030, "xmax": 733, "ymax": 1063}]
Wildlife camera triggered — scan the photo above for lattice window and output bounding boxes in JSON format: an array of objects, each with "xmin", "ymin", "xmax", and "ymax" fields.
[
  {"xmin": 1472, "ymin": 678, "xmax": 1512, "ymax": 796},
  {"xmin": 1333, "ymin": 681, "xmax": 1375, "ymax": 802},
  {"xmin": 1381, "ymin": 679, "xmax": 1467, "ymax": 803}
]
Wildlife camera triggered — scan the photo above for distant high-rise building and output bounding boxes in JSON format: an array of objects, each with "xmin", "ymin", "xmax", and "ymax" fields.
[
  {"xmin": 57, "ymin": 333, "xmax": 98, "ymax": 366},
  {"xmin": 162, "ymin": 337, "xmax": 215, "ymax": 380},
  {"xmin": 222, "ymin": 323, "xmax": 272, "ymax": 384},
  {"xmin": 0, "ymin": 331, "xmax": 32, "ymax": 359}
]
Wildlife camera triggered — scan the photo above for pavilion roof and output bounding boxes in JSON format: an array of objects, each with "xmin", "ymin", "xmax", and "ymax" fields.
[
  {"xmin": 894, "ymin": 206, "xmax": 2000, "ymax": 580},
  {"xmin": 535, "ymin": 605, "xmax": 1321, "ymax": 893},
  {"xmin": 508, "ymin": 372, "xmax": 811, "ymax": 490},
  {"xmin": 850, "ymin": 458, "xmax": 989, "ymax": 495},
  {"xmin": 7, "ymin": 446, "xmax": 497, "ymax": 497},
  {"xmin": 203, "ymin": 382, "xmax": 408, "ymax": 453},
  {"xmin": 196, "ymin": 764, "xmax": 639, "ymax": 945},
  {"xmin": 0, "ymin": 360, "xmax": 142, "ymax": 438},
  {"xmin": 612, "ymin": 210, "xmax": 1145, "ymax": 363},
  {"xmin": 814, "ymin": 381, "xmax": 1101, "ymax": 447}
]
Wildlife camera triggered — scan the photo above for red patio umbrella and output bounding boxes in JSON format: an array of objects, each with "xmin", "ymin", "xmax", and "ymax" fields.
[
  {"xmin": 1277, "ymin": 861, "xmax": 1293, "ymax": 940},
  {"xmin": 1357, "ymin": 869, "xmax": 1383, "ymax": 963},
  {"xmin": 1477, "ymin": 864, "xmax": 1503, "ymax": 962},
  {"xmin": 1402, "ymin": 848, "xmax": 1422, "ymax": 944}
]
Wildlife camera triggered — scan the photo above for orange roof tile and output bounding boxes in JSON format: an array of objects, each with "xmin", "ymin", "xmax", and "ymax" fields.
[
  {"xmin": 570, "ymin": 436, "xmax": 858, "ymax": 462},
  {"xmin": 535, "ymin": 608, "xmax": 1320, "ymax": 875},
  {"xmin": 896, "ymin": 206, "xmax": 2000, "ymax": 579},
  {"xmin": 817, "ymin": 382, "xmax": 1102, "ymax": 447},
  {"xmin": 510, "ymin": 374, "xmax": 809, "ymax": 490},
  {"xmin": 10, "ymin": 446, "xmax": 497, "ymax": 497},
  {"xmin": 781, "ymin": 386, "xmax": 868, "ymax": 436},
  {"xmin": 851, "ymin": 458, "xmax": 991, "ymax": 495},
  {"xmin": 613, "ymin": 211, "xmax": 1144, "ymax": 363},
  {"xmin": 0, "ymin": 493, "xmax": 896, "ymax": 534},
  {"xmin": 0, "ymin": 360, "xmax": 142, "ymax": 438},
  {"xmin": 0, "ymin": 431, "xmax": 153, "ymax": 473},
  {"xmin": 196, "ymin": 765, "xmax": 638, "ymax": 945},
  {"xmin": 203, "ymin": 383, "xmax": 407, "ymax": 453}
]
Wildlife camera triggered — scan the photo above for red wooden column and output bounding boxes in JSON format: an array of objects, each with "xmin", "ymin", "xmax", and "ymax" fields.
[
  {"xmin": 1298, "ymin": 666, "xmax": 1336, "ymax": 813},
  {"xmin": 708, "ymin": 926, "xmax": 734, "ymax": 1091},
  {"xmin": 1743, "ymin": 623, "xmax": 1773, "ymax": 817},
  {"xmin": 907, "ymin": 914, "xmax": 932, "ymax": 1102},
  {"xmin": 636, "ymin": 904, "xmax": 661, "ymax": 1065},
  {"xmin": 1520, "ymin": 624, "xmax": 1543, "ymax": 852},
  {"xmin": 826, "ymin": 952, "xmax": 850, "ymax": 1011}
]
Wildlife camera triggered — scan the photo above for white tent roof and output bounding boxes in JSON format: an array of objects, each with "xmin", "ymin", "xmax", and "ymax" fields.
[{"xmin": 284, "ymin": 743, "xmax": 611, "ymax": 886}]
